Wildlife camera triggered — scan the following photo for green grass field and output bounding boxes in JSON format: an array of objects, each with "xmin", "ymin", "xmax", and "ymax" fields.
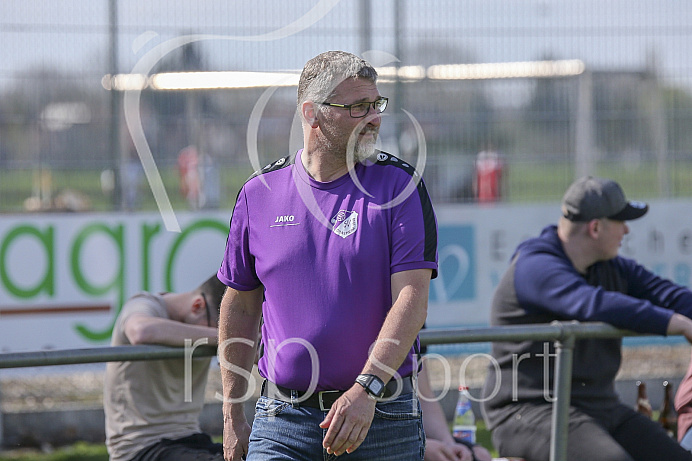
[
  {"xmin": 2, "ymin": 159, "xmax": 691, "ymax": 214},
  {"xmin": 0, "ymin": 442, "xmax": 108, "ymax": 461},
  {"xmin": 0, "ymin": 422, "xmax": 498, "ymax": 460},
  {"xmin": 506, "ymin": 160, "xmax": 692, "ymax": 203},
  {"xmin": 0, "ymin": 165, "xmax": 255, "ymax": 213}
]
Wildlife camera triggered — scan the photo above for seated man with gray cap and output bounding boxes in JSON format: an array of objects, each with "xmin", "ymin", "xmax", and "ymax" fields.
[{"xmin": 480, "ymin": 176, "xmax": 692, "ymax": 461}]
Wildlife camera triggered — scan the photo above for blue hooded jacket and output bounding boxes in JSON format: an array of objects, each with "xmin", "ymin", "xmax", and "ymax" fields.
[{"xmin": 481, "ymin": 225, "xmax": 692, "ymax": 429}]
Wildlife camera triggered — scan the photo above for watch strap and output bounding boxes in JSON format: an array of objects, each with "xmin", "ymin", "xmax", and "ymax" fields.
[{"xmin": 356, "ymin": 374, "xmax": 386, "ymax": 398}]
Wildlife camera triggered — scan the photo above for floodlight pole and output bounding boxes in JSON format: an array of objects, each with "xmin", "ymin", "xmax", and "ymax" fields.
[
  {"xmin": 574, "ymin": 70, "xmax": 594, "ymax": 180},
  {"xmin": 393, "ymin": 0, "xmax": 404, "ymax": 156},
  {"xmin": 109, "ymin": 0, "xmax": 123, "ymax": 210},
  {"xmin": 359, "ymin": 0, "xmax": 372, "ymax": 54},
  {"xmin": 645, "ymin": 51, "xmax": 670, "ymax": 198}
]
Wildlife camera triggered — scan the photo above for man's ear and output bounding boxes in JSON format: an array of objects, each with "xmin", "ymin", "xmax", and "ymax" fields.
[
  {"xmin": 191, "ymin": 294, "xmax": 205, "ymax": 314},
  {"xmin": 302, "ymin": 101, "xmax": 319, "ymax": 128},
  {"xmin": 587, "ymin": 219, "xmax": 601, "ymax": 238}
]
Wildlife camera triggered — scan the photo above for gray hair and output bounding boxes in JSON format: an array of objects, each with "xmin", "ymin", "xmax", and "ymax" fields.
[{"xmin": 297, "ymin": 50, "xmax": 378, "ymax": 108}]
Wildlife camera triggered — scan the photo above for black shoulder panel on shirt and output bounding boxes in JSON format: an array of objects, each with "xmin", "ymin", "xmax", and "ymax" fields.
[
  {"xmin": 373, "ymin": 151, "xmax": 418, "ymax": 177},
  {"xmin": 248, "ymin": 154, "xmax": 294, "ymax": 181},
  {"xmin": 230, "ymin": 154, "xmax": 295, "ymax": 208},
  {"xmin": 373, "ymin": 151, "xmax": 438, "ymax": 278}
]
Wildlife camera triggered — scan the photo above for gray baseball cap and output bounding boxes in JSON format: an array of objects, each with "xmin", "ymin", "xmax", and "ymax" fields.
[{"xmin": 561, "ymin": 176, "xmax": 648, "ymax": 221}]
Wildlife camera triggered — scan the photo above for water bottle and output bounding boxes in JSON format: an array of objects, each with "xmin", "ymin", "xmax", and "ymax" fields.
[{"xmin": 452, "ymin": 385, "xmax": 476, "ymax": 444}]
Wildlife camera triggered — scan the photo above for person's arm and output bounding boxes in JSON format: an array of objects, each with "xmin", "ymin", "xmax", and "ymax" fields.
[
  {"xmin": 419, "ymin": 365, "xmax": 469, "ymax": 461},
  {"xmin": 419, "ymin": 366, "xmax": 492, "ymax": 461},
  {"xmin": 623, "ymin": 257, "xmax": 692, "ymax": 320},
  {"xmin": 515, "ymin": 251, "xmax": 674, "ymax": 335},
  {"xmin": 666, "ymin": 313, "xmax": 692, "ymax": 343},
  {"xmin": 218, "ymin": 286, "xmax": 264, "ymax": 461},
  {"xmin": 123, "ymin": 314, "xmax": 218, "ymax": 346},
  {"xmin": 320, "ymin": 268, "xmax": 431, "ymax": 456},
  {"xmin": 418, "ymin": 365, "xmax": 456, "ymax": 444}
]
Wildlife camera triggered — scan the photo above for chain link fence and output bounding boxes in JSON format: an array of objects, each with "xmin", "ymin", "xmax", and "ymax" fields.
[{"xmin": 2, "ymin": 1, "xmax": 692, "ymax": 212}]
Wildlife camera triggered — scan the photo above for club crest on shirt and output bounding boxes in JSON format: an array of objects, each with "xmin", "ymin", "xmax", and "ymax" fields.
[{"xmin": 331, "ymin": 210, "xmax": 358, "ymax": 238}]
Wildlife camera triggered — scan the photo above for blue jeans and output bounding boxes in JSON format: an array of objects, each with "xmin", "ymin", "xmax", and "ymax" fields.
[
  {"xmin": 682, "ymin": 427, "xmax": 692, "ymax": 452},
  {"xmin": 247, "ymin": 392, "xmax": 425, "ymax": 460}
]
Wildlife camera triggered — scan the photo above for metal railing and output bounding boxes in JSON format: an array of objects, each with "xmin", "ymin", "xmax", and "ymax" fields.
[
  {"xmin": 0, "ymin": 322, "xmax": 644, "ymax": 461},
  {"xmin": 420, "ymin": 321, "xmax": 642, "ymax": 461}
]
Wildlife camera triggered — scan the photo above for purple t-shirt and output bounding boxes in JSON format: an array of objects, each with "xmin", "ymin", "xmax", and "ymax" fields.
[{"xmin": 218, "ymin": 150, "xmax": 438, "ymax": 391}]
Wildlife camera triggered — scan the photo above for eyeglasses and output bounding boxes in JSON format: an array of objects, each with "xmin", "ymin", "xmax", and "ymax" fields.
[
  {"xmin": 319, "ymin": 97, "xmax": 388, "ymax": 118},
  {"xmin": 201, "ymin": 292, "xmax": 212, "ymax": 327}
]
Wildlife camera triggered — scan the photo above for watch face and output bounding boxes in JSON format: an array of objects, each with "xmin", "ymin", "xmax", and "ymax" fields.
[{"xmin": 370, "ymin": 380, "xmax": 384, "ymax": 395}]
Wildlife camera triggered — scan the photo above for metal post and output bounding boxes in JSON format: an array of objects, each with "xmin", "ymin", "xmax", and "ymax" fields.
[
  {"xmin": 550, "ymin": 331, "xmax": 575, "ymax": 461},
  {"xmin": 359, "ymin": 0, "xmax": 371, "ymax": 54},
  {"xmin": 393, "ymin": 0, "xmax": 404, "ymax": 155},
  {"xmin": 0, "ymin": 379, "xmax": 4, "ymax": 447},
  {"xmin": 109, "ymin": 0, "xmax": 122, "ymax": 210},
  {"xmin": 643, "ymin": 57, "xmax": 669, "ymax": 198},
  {"xmin": 574, "ymin": 70, "xmax": 594, "ymax": 179}
]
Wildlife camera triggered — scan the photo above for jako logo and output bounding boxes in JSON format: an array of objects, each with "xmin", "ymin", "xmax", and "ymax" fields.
[{"xmin": 274, "ymin": 215, "xmax": 295, "ymax": 223}]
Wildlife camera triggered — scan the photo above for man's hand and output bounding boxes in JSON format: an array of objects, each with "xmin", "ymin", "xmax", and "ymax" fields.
[
  {"xmin": 319, "ymin": 384, "xmax": 377, "ymax": 456},
  {"xmin": 425, "ymin": 439, "xmax": 492, "ymax": 461},
  {"xmin": 470, "ymin": 444, "xmax": 492, "ymax": 461},
  {"xmin": 425, "ymin": 438, "xmax": 471, "ymax": 461},
  {"xmin": 223, "ymin": 406, "xmax": 251, "ymax": 461}
]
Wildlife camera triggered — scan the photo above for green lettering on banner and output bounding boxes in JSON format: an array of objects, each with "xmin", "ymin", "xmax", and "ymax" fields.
[
  {"xmin": 0, "ymin": 225, "xmax": 55, "ymax": 298},
  {"xmin": 165, "ymin": 219, "xmax": 228, "ymax": 291},
  {"xmin": 142, "ymin": 222, "xmax": 162, "ymax": 292},
  {"xmin": 71, "ymin": 223, "xmax": 125, "ymax": 342}
]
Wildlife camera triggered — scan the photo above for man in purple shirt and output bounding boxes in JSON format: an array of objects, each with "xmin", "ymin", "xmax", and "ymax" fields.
[{"xmin": 217, "ymin": 50, "xmax": 438, "ymax": 461}]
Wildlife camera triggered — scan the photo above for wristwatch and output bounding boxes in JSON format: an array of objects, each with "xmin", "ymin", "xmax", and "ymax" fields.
[{"xmin": 355, "ymin": 374, "xmax": 386, "ymax": 398}]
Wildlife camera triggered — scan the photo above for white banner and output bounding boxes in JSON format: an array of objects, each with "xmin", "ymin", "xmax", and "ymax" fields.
[{"xmin": 0, "ymin": 212, "xmax": 230, "ymax": 352}]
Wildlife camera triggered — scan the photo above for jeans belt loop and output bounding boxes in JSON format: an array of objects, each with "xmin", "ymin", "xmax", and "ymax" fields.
[{"xmin": 318, "ymin": 390, "xmax": 341, "ymax": 411}]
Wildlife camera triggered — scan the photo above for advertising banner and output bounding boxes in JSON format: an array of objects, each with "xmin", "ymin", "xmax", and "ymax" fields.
[
  {"xmin": 0, "ymin": 212, "xmax": 230, "ymax": 352},
  {"xmin": 1, "ymin": 200, "xmax": 690, "ymax": 352},
  {"xmin": 429, "ymin": 200, "xmax": 692, "ymax": 330}
]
